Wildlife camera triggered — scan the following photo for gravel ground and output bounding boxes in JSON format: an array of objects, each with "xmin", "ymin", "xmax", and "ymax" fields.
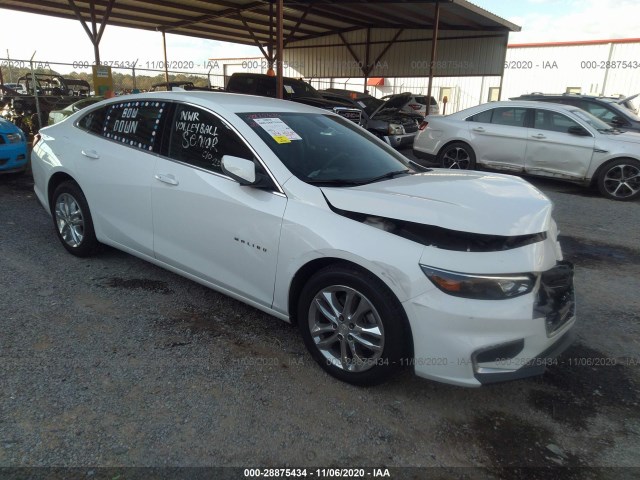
[{"xmin": 1, "ymin": 161, "xmax": 639, "ymax": 479}]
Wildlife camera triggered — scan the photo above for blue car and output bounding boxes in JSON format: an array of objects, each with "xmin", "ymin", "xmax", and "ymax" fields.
[{"xmin": 0, "ymin": 117, "xmax": 28, "ymax": 173}]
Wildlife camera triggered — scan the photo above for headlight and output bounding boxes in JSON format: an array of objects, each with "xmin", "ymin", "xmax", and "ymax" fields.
[
  {"xmin": 388, "ymin": 123, "xmax": 404, "ymax": 135},
  {"xmin": 420, "ymin": 265, "xmax": 535, "ymax": 300},
  {"xmin": 6, "ymin": 133, "xmax": 22, "ymax": 143}
]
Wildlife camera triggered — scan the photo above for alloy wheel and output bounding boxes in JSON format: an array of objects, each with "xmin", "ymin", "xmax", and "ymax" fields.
[
  {"xmin": 602, "ymin": 163, "xmax": 640, "ymax": 199},
  {"xmin": 55, "ymin": 193, "xmax": 85, "ymax": 247},
  {"xmin": 308, "ymin": 285, "xmax": 385, "ymax": 372},
  {"xmin": 442, "ymin": 146, "xmax": 471, "ymax": 169}
]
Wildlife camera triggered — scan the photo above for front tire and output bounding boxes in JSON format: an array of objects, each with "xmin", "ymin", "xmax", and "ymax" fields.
[
  {"xmin": 597, "ymin": 159, "xmax": 640, "ymax": 201},
  {"xmin": 297, "ymin": 265, "xmax": 409, "ymax": 386},
  {"xmin": 51, "ymin": 181, "xmax": 100, "ymax": 257},
  {"xmin": 437, "ymin": 141, "xmax": 476, "ymax": 170}
]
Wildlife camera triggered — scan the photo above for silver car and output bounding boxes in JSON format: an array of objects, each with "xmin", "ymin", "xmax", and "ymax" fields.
[{"xmin": 413, "ymin": 100, "xmax": 640, "ymax": 201}]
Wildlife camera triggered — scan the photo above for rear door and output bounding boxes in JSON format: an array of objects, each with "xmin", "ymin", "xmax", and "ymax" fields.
[
  {"xmin": 525, "ymin": 108, "xmax": 595, "ymax": 179},
  {"xmin": 73, "ymin": 99, "xmax": 168, "ymax": 256},
  {"xmin": 466, "ymin": 106, "xmax": 529, "ymax": 171},
  {"xmin": 151, "ymin": 103, "xmax": 287, "ymax": 308}
]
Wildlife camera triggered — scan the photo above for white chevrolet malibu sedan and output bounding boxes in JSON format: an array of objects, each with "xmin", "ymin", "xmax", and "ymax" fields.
[{"xmin": 31, "ymin": 92, "xmax": 576, "ymax": 387}]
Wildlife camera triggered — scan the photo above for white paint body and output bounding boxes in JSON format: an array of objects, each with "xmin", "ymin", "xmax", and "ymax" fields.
[{"xmin": 32, "ymin": 92, "xmax": 574, "ymax": 387}]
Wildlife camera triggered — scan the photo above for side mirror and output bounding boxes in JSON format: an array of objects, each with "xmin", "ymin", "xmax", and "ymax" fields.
[
  {"xmin": 611, "ymin": 116, "xmax": 627, "ymax": 126},
  {"xmin": 221, "ymin": 155, "xmax": 273, "ymax": 188},
  {"xmin": 567, "ymin": 126, "xmax": 591, "ymax": 136}
]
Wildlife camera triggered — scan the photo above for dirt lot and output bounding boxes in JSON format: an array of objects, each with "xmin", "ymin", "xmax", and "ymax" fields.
[{"xmin": 0, "ymin": 165, "xmax": 639, "ymax": 479}]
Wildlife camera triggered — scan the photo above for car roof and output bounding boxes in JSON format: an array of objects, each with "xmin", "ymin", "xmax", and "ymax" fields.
[
  {"xmin": 488, "ymin": 100, "xmax": 576, "ymax": 110},
  {"xmin": 87, "ymin": 91, "xmax": 327, "ymax": 115},
  {"xmin": 448, "ymin": 100, "xmax": 580, "ymax": 118},
  {"xmin": 514, "ymin": 93, "xmax": 617, "ymax": 102}
]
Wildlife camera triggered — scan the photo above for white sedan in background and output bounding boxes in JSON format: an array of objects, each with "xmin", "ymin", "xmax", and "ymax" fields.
[
  {"xmin": 413, "ymin": 100, "xmax": 640, "ymax": 201},
  {"xmin": 32, "ymin": 92, "xmax": 575, "ymax": 387}
]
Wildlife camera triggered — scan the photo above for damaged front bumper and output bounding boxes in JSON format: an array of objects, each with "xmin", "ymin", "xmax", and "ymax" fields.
[{"xmin": 404, "ymin": 257, "xmax": 576, "ymax": 387}]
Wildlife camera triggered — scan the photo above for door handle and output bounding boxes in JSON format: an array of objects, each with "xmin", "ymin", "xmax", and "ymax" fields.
[
  {"xmin": 472, "ymin": 127, "xmax": 485, "ymax": 132},
  {"xmin": 531, "ymin": 134, "xmax": 546, "ymax": 139},
  {"xmin": 81, "ymin": 149, "xmax": 100, "ymax": 159},
  {"xmin": 155, "ymin": 173, "xmax": 179, "ymax": 186}
]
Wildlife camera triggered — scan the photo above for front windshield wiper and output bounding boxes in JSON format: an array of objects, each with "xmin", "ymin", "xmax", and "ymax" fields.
[
  {"xmin": 306, "ymin": 170, "xmax": 412, "ymax": 187},
  {"xmin": 357, "ymin": 169, "xmax": 412, "ymax": 184},
  {"xmin": 597, "ymin": 127, "xmax": 622, "ymax": 133},
  {"xmin": 305, "ymin": 179, "xmax": 364, "ymax": 186}
]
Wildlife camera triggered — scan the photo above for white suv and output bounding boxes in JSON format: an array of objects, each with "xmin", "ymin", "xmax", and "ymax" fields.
[{"xmin": 383, "ymin": 93, "xmax": 439, "ymax": 117}]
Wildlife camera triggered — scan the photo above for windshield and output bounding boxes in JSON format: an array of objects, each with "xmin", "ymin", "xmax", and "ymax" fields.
[
  {"xmin": 605, "ymin": 100, "xmax": 640, "ymax": 121},
  {"xmin": 571, "ymin": 109, "xmax": 617, "ymax": 130},
  {"xmin": 283, "ymin": 80, "xmax": 321, "ymax": 100},
  {"xmin": 239, "ymin": 112, "xmax": 415, "ymax": 185},
  {"xmin": 355, "ymin": 97, "xmax": 384, "ymax": 116}
]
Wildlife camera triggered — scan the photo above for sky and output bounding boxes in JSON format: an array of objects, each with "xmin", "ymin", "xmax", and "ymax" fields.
[{"xmin": 0, "ymin": 0, "xmax": 639, "ymax": 75}]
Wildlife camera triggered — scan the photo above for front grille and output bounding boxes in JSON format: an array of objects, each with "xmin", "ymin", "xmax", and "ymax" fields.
[
  {"xmin": 534, "ymin": 261, "xmax": 575, "ymax": 335},
  {"xmin": 334, "ymin": 107, "xmax": 362, "ymax": 124},
  {"xmin": 404, "ymin": 121, "xmax": 418, "ymax": 133}
]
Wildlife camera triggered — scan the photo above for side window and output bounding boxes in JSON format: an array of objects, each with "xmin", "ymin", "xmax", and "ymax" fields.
[
  {"xmin": 168, "ymin": 104, "xmax": 254, "ymax": 174},
  {"xmin": 466, "ymin": 109, "xmax": 493, "ymax": 123},
  {"xmin": 230, "ymin": 77, "xmax": 254, "ymax": 94},
  {"xmin": 102, "ymin": 100, "xmax": 167, "ymax": 152},
  {"xmin": 490, "ymin": 107, "xmax": 528, "ymax": 127},
  {"xmin": 257, "ymin": 77, "xmax": 275, "ymax": 97},
  {"xmin": 582, "ymin": 102, "xmax": 619, "ymax": 123},
  {"xmin": 534, "ymin": 110, "xmax": 582, "ymax": 133},
  {"xmin": 77, "ymin": 105, "xmax": 108, "ymax": 134}
]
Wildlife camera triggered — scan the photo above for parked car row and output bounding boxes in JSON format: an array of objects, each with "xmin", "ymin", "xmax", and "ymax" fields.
[{"xmin": 5, "ymin": 71, "xmax": 640, "ymax": 203}]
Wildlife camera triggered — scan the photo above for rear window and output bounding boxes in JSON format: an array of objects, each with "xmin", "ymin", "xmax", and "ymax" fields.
[
  {"xmin": 77, "ymin": 105, "xmax": 108, "ymax": 134},
  {"xmin": 414, "ymin": 96, "xmax": 437, "ymax": 106},
  {"xmin": 78, "ymin": 100, "xmax": 167, "ymax": 152},
  {"xmin": 466, "ymin": 107, "xmax": 528, "ymax": 127},
  {"xmin": 102, "ymin": 101, "xmax": 166, "ymax": 152}
]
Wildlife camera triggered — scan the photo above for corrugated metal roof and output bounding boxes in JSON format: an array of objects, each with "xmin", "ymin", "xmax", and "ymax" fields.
[{"xmin": 0, "ymin": 0, "xmax": 520, "ymax": 47}]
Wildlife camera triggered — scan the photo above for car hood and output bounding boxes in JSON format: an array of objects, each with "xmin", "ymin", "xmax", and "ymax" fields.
[
  {"xmin": 0, "ymin": 117, "xmax": 20, "ymax": 134},
  {"xmin": 290, "ymin": 96, "xmax": 345, "ymax": 110},
  {"xmin": 609, "ymin": 130, "xmax": 640, "ymax": 144},
  {"xmin": 320, "ymin": 171, "xmax": 553, "ymax": 236},
  {"xmin": 370, "ymin": 93, "xmax": 412, "ymax": 119}
]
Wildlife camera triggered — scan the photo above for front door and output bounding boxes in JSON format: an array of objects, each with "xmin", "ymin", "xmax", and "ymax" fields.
[
  {"xmin": 525, "ymin": 109, "xmax": 595, "ymax": 179},
  {"xmin": 152, "ymin": 103, "xmax": 287, "ymax": 308}
]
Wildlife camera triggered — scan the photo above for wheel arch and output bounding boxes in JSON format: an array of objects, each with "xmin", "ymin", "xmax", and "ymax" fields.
[
  {"xmin": 47, "ymin": 171, "xmax": 78, "ymax": 210},
  {"xmin": 287, "ymin": 257, "xmax": 415, "ymax": 358},
  {"xmin": 437, "ymin": 139, "xmax": 474, "ymax": 158}
]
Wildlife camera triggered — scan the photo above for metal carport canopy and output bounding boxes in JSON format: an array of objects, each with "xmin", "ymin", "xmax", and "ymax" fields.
[
  {"xmin": 0, "ymin": 1, "xmax": 519, "ymax": 70},
  {"xmin": 0, "ymin": 0, "xmax": 520, "ymax": 100}
]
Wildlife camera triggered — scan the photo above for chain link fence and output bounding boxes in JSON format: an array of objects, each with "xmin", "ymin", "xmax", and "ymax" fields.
[{"xmin": 1, "ymin": 57, "xmax": 225, "ymax": 94}]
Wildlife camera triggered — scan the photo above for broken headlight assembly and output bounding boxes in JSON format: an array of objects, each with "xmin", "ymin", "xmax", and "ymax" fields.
[{"xmin": 420, "ymin": 265, "xmax": 535, "ymax": 300}]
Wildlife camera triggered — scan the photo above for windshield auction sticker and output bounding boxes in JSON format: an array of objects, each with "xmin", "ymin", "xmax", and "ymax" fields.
[{"xmin": 253, "ymin": 117, "xmax": 302, "ymax": 144}]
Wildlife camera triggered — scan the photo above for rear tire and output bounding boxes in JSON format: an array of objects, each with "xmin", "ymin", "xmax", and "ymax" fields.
[
  {"xmin": 297, "ymin": 264, "xmax": 409, "ymax": 386},
  {"xmin": 51, "ymin": 181, "xmax": 100, "ymax": 257},
  {"xmin": 437, "ymin": 141, "xmax": 476, "ymax": 170},
  {"xmin": 597, "ymin": 158, "xmax": 640, "ymax": 201}
]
